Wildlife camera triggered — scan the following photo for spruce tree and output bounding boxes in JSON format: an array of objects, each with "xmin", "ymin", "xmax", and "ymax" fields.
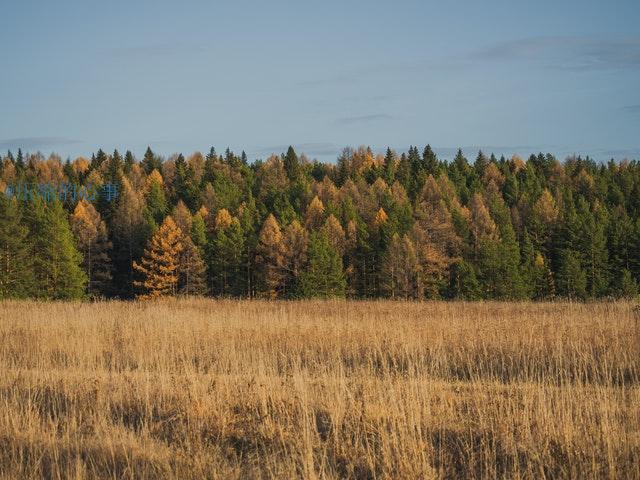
[
  {"xmin": 91, "ymin": 148, "xmax": 107, "ymax": 172},
  {"xmin": 575, "ymin": 199, "xmax": 609, "ymax": 297},
  {"xmin": 556, "ymin": 249, "xmax": 587, "ymax": 300},
  {"xmin": 123, "ymin": 150, "xmax": 135, "ymax": 173},
  {"xmin": 382, "ymin": 148, "xmax": 395, "ymax": 185},
  {"xmin": 190, "ymin": 210, "xmax": 207, "ymax": 248},
  {"xmin": 422, "ymin": 144, "xmax": 438, "ymax": 176},
  {"xmin": 15, "ymin": 148, "xmax": 25, "ymax": 171},
  {"xmin": 447, "ymin": 260, "xmax": 481, "ymax": 300},
  {"xmin": 141, "ymin": 147, "xmax": 162, "ymax": 174},
  {"xmin": 612, "ymin": 268, "xmax": 638, "ymax": 299},
  {"xmin": 209, "ymin": 210, "xmax": 245, "ymax": 296},
  {"xmin": 25, "ymin": 196, "xmax": 87, "ymax": 299},
  {"xmin": 0, "ymin": 194, "xmax": 34, "ymax": 298},
  {"xmin": 283, "ymin": 146, "xmax": 300, "ymax": 181},
  {"xmin": 298, "ymin": 232, "xmax": 346, "ymax": 298},
  {"xmin": 479, "ymin": 192, "xmax": 526, "ymax": 299}
]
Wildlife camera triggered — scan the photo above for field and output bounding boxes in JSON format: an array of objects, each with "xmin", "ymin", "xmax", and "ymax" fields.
[{"xmin": 0, "ymin": 300, "xmax": 638, "ymax": 479}]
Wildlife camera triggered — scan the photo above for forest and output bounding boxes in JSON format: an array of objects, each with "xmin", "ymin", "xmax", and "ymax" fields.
[{"xmin": 0, "ymin": 144, "xmax": 639, "ymax": 301}]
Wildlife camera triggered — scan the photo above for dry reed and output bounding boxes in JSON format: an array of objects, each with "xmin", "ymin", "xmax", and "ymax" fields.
[{"xmin": 0, "ymin": 299, "xmax": 638, "ymax": 479}]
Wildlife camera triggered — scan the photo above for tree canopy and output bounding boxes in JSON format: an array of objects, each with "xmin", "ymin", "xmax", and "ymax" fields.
[{"xmin": 1, "ymin": 145, "xmax": 639, "ymax": 300}]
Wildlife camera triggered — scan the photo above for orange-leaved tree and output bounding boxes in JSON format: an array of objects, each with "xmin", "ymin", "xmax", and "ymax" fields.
[{"xmin": 133, "ymin": 215, "xmax": 183, "ymax": 299}]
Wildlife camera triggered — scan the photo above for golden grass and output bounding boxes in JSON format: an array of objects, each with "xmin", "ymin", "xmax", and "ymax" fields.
[{"xmin": 0, "ymin": 299, "xmax": 638, "ymax": 479}]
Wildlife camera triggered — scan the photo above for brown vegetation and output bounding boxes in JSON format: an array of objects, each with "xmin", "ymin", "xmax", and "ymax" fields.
[{"xmin": 0, "ymin": 300, "xmax": 638, "ymax": 479}]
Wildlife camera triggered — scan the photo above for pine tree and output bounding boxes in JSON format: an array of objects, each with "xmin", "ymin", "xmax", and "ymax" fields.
[
  {"xmin": 191, "ymin": 210, "xmax": 207, "ymax": 248},
  {"xmin": 70, "ymin": 199, "xmax": 112, "ymax": 297},
  {"xmin": 283, "ymin": 146, "xmax": 300, "ymax": 181},
  {"xmin": 474, "ymin": 150, "xmax": 489, "ymax": 178},
  {"xmin": 209, "ymin": 210, "xmax": 245, "ymax": 296},
  {"xmin": 124, "ymin": 150, "xmax": 135, "ymax": 173},
  {"xmin": 520, "ymin": 228, "xmax": 554, "ymax": 299},
  {"xmin": 382, "ymin": 148, "xmax": 395, "ymax": 185},
  {"xmin": 395, "ymin": 153, "xmax": 412, "ymax": 195},
  {"xmin": 0, "ymin": 194, "xmax": 34, "ymax": 298},
  {"xmin": 25, "ymin": 196, "xmax": 87, "ymax": 299},
  {"xmin": 15, "ymin": 148, "xmax": 25, "ymax": 171},
  {"xmin": 422, "ymin": 145, "xmax": 438, "ymax": 176},
  {"xmin": 575, "ymin": 199, "xmax": 609, "ymax": 297},
  {"xmin": 612, "ymin": 269, "xmax": 638, "ymax": 299},
  {"xmin": 239, "ymin": 196, "xmax": 260, "ymax": 297},
  {"xmin": 407, "ymin": 146, "xmax": 423, "ymax": 201},
  {"xmin": 141, "ymin": 146, "xmax": 162, "ymax": 174},
  {"xmin": 556, "ymin": 249, "xmax": 587, "ymax": 299},
  {"xmin": 298, "ymin": 232, "xmax": 346, "ymax": 298},
  {"xmin": 91, "ymin": 148, "xmax": 107, "ymax": 172},
  {"xmin": 447, "ymin": 260, "xmax": 481, "ymax": 300},
  {"xmin": 172, "ymin": 154, "xmax": 199, "ymax": 210},
  {"xmin": 450, "ymin": 148, "xmax": 472, "ymax": 204},
  {"xmin": 133, "ymin": 216, "xmax": 184, "ymax": 299},
  {"xmin": 478, "ymin": 191, "xmax": 526, "ymax": 299}
]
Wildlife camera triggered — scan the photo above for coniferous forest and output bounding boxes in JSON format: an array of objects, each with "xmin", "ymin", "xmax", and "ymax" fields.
[{"xmin": 1, "ymin": 144, "xmax": 639, "ymax": 301}]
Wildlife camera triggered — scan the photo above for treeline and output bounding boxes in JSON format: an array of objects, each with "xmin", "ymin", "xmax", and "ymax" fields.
[{"xmin": 1, "ymin": 145, "xmax": 639, "ymax": 300}]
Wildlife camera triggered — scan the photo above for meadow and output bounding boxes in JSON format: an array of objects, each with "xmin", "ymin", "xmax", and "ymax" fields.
[{"xmin": 0, "ymin": 300, "xmax": 638, "ymax": 479}]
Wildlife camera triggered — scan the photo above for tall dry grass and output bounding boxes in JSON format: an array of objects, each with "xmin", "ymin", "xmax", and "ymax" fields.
[{"xmin": 0, "ymin": 300, "xmax": 638, "ymax": 479}]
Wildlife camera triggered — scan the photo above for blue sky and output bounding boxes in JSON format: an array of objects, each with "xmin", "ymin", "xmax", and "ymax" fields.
[{"xmin": 1, "ymin": 0, "xmax": 639, "ymax": 162}]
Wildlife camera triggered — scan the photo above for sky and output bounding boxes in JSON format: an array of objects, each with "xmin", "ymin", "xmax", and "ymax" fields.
[{"xmin": 1, "ymin": 0, "xmax": 639, "ymax": 163}]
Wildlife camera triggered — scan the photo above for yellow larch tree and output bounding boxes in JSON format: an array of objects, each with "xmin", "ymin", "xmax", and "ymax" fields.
[
  {"xmin": 133, "ymin": 216, "xmax": 184, "ymax": 299},
  {"xmin": 321, "ymin": 214, "xmax": 346, "ymax": 255},
  {"xmin": 69, "ymin": 199, "xmax": 112, "ymax": 297},
  {"xmin": 305, "ymin": 196, "xmax": 325, "ymax": 231},
  {"xmin": 255, "ymin": 214, "xmax": 287, "ymax": 298}
]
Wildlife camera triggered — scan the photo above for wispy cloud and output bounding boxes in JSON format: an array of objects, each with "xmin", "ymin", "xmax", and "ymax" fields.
[
  {"xmin": 297, "ymin": 35, "xmax": 640, "ymax": 88},
  {"xmin": 335, "ymin": 114, "xmax": 392, "ymax": 125},
  {"xmin": 595, "ymin": 148, "xmax": 640, "ymax": 159},
  {"xmin": 622, "ymin": 104, "xmax": 640, "ymax": 114},
  {"xmin": 471, "ymin": 36, "xmax": 640, "ymax": 71},
  {"xmin": 0, "ymin": 137, "xmax": 82, "ymax": 151},
  {"xmin": 107, "ymin": 42, "xmax": 208, "ymax": 59}
]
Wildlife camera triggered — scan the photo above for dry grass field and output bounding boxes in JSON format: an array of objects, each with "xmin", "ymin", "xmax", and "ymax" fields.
[{"xmin": 0, "ymin": 300, "xmax": 638, "ymax": 479}]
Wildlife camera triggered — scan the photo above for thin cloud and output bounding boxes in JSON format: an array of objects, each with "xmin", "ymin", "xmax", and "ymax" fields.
[
  {"xmin": 0, "ymin": 137, "xmax": 82, "ymax": 151},
  {"xmin": 622, "ymin": 104, "xmax": 640, "ymax": 113},
  {"xmin": 295, "ymin": 35, "xmax": 640, "ymax": 88},
  {"xmin": 596, "ymin": 148, "xmax": 640, "ymax": 159},
  {"xmin": 108, "ymin": 42, "xmax": 208, "ymax": 58},
  {"xmin": 335, "ymin": 114, "xmax": 392, "ymax": 125},
  {"xmin": 472, "ymin": 36, "xmax": 640, "ymax": 71}
]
